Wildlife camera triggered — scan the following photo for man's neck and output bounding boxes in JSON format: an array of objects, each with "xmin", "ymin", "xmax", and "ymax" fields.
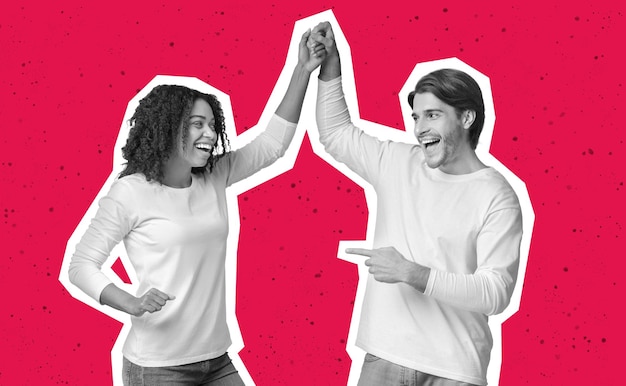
[{"xmin": 438, "ymin": 150, "xmax": 486, "ymax": 175}]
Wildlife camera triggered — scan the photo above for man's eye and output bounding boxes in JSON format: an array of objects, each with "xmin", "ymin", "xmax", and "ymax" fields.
[{"xmin": 428, "ymin": 113, "xmax": 439, "ymax": 119}]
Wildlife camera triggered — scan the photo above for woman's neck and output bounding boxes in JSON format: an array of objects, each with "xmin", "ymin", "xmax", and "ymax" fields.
[{"xmin": 162, "ymin": 158, "xmax": 192, "ymax": 188}]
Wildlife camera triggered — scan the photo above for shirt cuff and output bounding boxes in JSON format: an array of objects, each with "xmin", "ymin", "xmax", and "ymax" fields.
[
  {"xmin": 318, "ymin": 76, "xmax": 343, "ymax": 94},
  {"xmin": 271, "ymin": 113, "xmax": 297, "ymax": 128},
  {"xmin": 424, "ymin": 268, "xmax": 437, "ymax": 296}
]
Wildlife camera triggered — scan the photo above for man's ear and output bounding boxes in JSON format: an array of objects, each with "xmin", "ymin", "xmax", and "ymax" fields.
[{"xmin": 462, "ymin": 110, "xmax": 476, "ymax": 130}]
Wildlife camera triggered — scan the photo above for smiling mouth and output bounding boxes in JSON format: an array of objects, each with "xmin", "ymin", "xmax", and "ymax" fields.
[
  {"xmin": 421, "ymin": 138, "xmax": 441, "ymax": 150},
  {"xmin": 195, "ymin": 143, "xmax": 213, "ymax": 153}
]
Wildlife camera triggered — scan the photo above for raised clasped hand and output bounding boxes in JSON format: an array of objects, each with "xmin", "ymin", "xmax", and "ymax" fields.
[
  {"xmin": 308, "ymin": 22, "xmax": 338, "ymax": 60},
  {"xmin": 299, "ymin": 29, "xmax": 327, "ymax": 72}
]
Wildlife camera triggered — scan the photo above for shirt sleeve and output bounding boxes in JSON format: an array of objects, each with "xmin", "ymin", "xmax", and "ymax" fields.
[
  {"xmin": 424, "ymin": 207, "xmax": 523, "ymax": 316},
  {"xmin": 221, "ymin": 114, "xmax": 296, "ymax": 187},
  {"xmin": 316, "ymin": 77, "xmax": 392, "ymax": 185},
  {"xmin": 68, "ymin": 180, "xmax": 136, "ymax": 302}
]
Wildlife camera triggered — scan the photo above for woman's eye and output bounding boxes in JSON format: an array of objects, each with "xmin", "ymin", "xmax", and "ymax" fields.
[{"xmin": 191, "ymin": 121, "xmax": 203, "ymax": 128}]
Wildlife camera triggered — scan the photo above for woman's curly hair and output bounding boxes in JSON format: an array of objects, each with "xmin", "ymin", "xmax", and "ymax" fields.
[{"xmin": 119, "ymin": 84, "xmax": 230, "ymax": 183}]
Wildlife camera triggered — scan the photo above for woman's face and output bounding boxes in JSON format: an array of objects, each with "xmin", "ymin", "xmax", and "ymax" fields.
[{"xmin": 176, "ymin": 98, "xmax": 218, "ymax": 168}]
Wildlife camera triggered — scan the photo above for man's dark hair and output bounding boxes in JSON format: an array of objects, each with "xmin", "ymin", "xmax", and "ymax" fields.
[
  {"xmin": 120, "ymin": 84, "xmax": 230, "ymax": 183},
  {"xmin": 408, "ymin": 69, "xmax": 485, "ymax": 149}
]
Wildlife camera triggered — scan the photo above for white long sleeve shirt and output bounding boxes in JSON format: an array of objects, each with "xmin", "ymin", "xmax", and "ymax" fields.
[
  {"xmin": 316, "ymin": 77, "xmax": 523, "ymax": 385},
  {"xmin": 69, "ymin": 114, "xmax": 296, "ymax": 367}
]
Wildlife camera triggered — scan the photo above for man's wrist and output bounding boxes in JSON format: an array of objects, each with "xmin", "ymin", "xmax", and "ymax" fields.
[
  {"xmin": 319, "ymin": 55, "xmax": 341, "ymax": 81},
  {"xmin": 404, "ymin": 261, "xmax": 431, "ymax": 293}
]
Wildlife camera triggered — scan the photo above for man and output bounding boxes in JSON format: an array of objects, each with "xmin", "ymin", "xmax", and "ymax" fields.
[{"xmin": 310, "ymin": 22, "xmax": 523, "ymax": 386}]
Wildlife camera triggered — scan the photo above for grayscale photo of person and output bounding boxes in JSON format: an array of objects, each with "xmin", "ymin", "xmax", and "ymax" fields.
[
  {"xmin": 62, "ymin": 30, "xmax": 326, "ymax": 385},
  {"xmin": 308, "ymin": 21, "xmax": 531, "ymax": 386}
]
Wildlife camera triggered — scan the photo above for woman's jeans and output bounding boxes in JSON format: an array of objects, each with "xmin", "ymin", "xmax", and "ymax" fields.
[{"xmin": 122, "ymin": 352, "xmax": 245, "ymax": 386}]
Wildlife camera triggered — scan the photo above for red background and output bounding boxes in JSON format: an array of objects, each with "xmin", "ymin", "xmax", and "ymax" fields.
[{"xmin": 2, "ymin": 0, "xmax": 624, "ymax": 384}]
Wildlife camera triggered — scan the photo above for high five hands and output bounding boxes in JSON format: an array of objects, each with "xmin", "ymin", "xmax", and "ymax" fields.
[
  {"xmin": 306, "ymin": 22, "xmax": 340, "ymax": 80},
  {"xmin": 308, "ymin": 22, "xmax": 338, "ymax": 61},
  {"xmin": 300, "ymin": 29, "xmax": 327, "ymax": 72}
]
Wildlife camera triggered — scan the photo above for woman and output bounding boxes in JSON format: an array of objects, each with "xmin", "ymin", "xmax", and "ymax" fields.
[{"xmin": 68, "ymin": 30, "xmax": 325, "ymax": 385}]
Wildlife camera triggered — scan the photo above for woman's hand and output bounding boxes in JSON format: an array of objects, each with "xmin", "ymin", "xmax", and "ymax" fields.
[
  {"xmin": 299, "ymin": 29, "xmax": 326, "ymax": 73},
  {"xmin": 100, "ymin": 284, "xmax": 176, "ymax": 317},
  {"xmin": 128, "ymin": 288, "xmax": 176, "ymax": 317},
  {"xmin": 275, "ymin": 29, "xmax": 326, "ymax": 122}
]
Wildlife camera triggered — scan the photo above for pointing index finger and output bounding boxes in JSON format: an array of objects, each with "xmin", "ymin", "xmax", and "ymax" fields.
[{"xmin": 345, "ymin": 248, "xmax": 374, "ymax": 257}]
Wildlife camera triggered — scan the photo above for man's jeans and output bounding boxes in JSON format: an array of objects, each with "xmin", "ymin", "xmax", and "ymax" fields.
[
  {"xmin": 123, "ymin": 353, "xmax": 245, "ymax": 386},
  {"xmin": 357, "ymin": 353, "xmax": 478, "ymax": 386}
]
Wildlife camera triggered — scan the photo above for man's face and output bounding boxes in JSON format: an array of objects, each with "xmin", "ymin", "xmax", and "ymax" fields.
[{"xmin": 411, "ymin": 92, "xmax": 473, "ymax": 174}]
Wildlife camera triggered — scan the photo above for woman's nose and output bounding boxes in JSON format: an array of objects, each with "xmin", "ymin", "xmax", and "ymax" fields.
[{"xmin": 202, "ymin": 125, "xmax": 216, "ymax": 139}]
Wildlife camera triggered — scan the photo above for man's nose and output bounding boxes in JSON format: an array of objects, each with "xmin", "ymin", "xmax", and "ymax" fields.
[{"xmin": 414, "ymin": 120, "xmax": 428, "ymax": 136}]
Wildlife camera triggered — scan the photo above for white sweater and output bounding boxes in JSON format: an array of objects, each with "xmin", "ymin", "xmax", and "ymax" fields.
[
  {"xmin": 69, "ymin": 114, "xmax": 296, "ymax": 367},
  {"xmin": 316, "ymin": 77, "xmax": 523, "ymax": 385}
]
